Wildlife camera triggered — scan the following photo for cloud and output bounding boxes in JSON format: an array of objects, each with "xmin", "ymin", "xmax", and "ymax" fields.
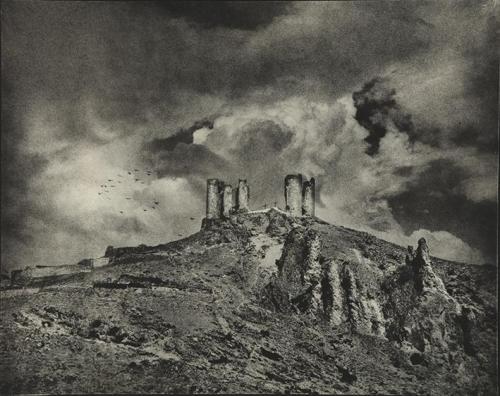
[
  {"xmin": 1, "ymin": 1, "xmax": 497, "ymax": 272},
  {"xmin": 353, "ymin": 77, "xmax": 417, "ymax": 155},
  {"xmin": 404, "ymin": 229, "xmax": 486, "ymax": 265},
  {"xmin": 148, "ymin": 119, "xmax": 214, "ymax": 152},
  {"xmin": 146, "ymin": 1, "xmax": 292, "ymax": 30}
]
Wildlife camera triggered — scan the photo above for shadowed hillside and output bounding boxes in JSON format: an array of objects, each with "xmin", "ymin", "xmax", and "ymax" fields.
[{"xmin": 0, "ymin": 209, "xmax": 497, "ymax": 394}]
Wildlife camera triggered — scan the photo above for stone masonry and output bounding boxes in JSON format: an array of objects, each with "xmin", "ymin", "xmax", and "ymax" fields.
[
  {"xmin": 237, "ymin": 179, "xmax": 249, "ymax": 212},
  {"xmin": 285, "ymin": 174, "xmax": 316, "ymax": 217},
  {"xmin": 284, "ymin": 174, "xmax": 303, "ymax": 216},
  {"xmin": 302, "ymin": 177, "xmax": 315, "ymax": 216}
]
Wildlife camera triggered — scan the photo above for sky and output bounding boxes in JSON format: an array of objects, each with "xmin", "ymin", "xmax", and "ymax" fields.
[{"xmin": 1, "ymin": 0, "xmax": 498, "ymax": 272}]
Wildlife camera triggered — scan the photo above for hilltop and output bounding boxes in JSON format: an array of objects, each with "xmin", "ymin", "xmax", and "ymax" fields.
[{"xmin": 0, "ymin": 209, "xmax": 497, "ymax": 394}]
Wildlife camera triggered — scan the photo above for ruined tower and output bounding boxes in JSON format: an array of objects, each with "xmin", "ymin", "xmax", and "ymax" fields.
[
  {"xmin": 237, "ymin": 179, "xmax": 249, "ymax": 212},
  {"xmin": 222, "ymin": 184, "xmax": 233, "ymax": 217},
  {"xmin": 302, "ymin": 177, "xmax": 315, "ymax": 216},
  {"xmin": 205, "ymin": 178, "xmax": 249, "ymax": 218},
  {"xmin": 206, "ymin": 179, "xmax": 221, "ymax": 219},
  {"xmin": 284, "ymin": 174, "xmax": 303, "ymax": 216}
]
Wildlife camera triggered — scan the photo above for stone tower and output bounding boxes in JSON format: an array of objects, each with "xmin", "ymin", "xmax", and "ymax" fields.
[
  {"xmin": 206, "ymin": 179, "xmax": 221, "ymax": 219},
  {"xmin": 206, "ymin": 178, "xmax": 250, "ymax": 218},
  {"xmin": 237, "ymin": 179, "xmax": 249, "ymax": 212},
  {"xmin": 222, "ymin": 184, "xmax": 233, "ymax": 217},
  {"xmin": 302, "ymin": 177, "xmax": 315, "ymax": 216},
  {"xmin": 284, "ymin": 174, "xmax": 303, "ymax": 216}
]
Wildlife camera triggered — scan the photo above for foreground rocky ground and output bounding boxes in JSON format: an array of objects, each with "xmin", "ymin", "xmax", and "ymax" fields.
[{"xmin": 0, "ymin": 209, "xmax": 497, "ymax": 394}]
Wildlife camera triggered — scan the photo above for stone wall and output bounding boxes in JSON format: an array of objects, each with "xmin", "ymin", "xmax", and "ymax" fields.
[
  {"xmin": 91, "ymin": 257, "xmax": 111, "ymax": 268},
  {"xmin": 206, "ymin": 179, "xmax": 221, "ymax": 219},
  {"xmin": 284, "ymin": 174, "xmax": 303, "ymax": 216},
  {"xmin": 10, "ymin": 264, "xmax": 91, "ymax": 286},
  {"xmin": 284, "ymin": 174, "xmax": 316, "ymax": 217},
  {"xmin": 302, "ymin": 177, "xmax": 315, "ymax": 216},
  {"xmin": 205, "ymin": 174, "xmax": 316, "ymax": 218},
  {"xmin": 222, "ymin": 184, "xmax": 233, "ymax": 217},
  {"xmin": 237, "ymin": 179, "xmax": 249, "ymax": 212},
  {"xmin": 206, "ymin": 178, "xmax": 249, "ymax": 218}
]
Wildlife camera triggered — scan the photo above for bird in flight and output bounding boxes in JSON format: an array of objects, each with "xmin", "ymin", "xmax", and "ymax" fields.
[
  {"xmin": 154, "ymin": 201, "xmax": 159, "ymax": 205},
  {"xmin": 190, "ymin": 217, "xmax": 195, "ymax": 220},
  {"xmin": 108, "ymin": 179, "xmax": 113, "ymax": 182},
  {"xmin": 143, "ymin": 209, "xmax": 148, "ymax": 212},
  {"xmin": 134, "ymin": 169, "xmax": 139, "ymax": 172},
  {"xmin": 128, "ymin": 171, "xmax": 132, "ymax": 175},
  {"xmin": 120, "ymin": 211, "xmax": 123, "ymax": 214},
  {"xmin": 125, "ymin": 197, "xmax": 131, "ymax": 200},
  {"xmin": 135, "ymin": 178, "xmax": 140, "ymax": 182}
]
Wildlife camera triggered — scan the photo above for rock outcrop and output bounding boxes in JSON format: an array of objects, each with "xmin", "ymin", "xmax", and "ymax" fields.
[
  {"xmin": 264, "ymin": 225, "xmax": 387, "ymax": 338},
  {"xmin": 264, "ymin": 223, "xmax": 486, "ymax": 364},
  {"xmin": 265, "ymin": 226, "xmax": 323, "ymax": 314},
  {"xmin": 411, "ymin": 238, "xmax": 448, "ymax": 295},
  {"xmin": 0, "ymin": 209, "xmax": 496, "ymax": 395}
]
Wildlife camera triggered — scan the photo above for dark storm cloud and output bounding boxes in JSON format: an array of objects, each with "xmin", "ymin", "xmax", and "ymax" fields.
[
  {"xmin": 451, "ymin": 15, "xmax": 498, "ymax": 153},
  {"xmin": 149, "ymin": 119, "xmax": 214, "ymax": 152},
  {"xmin": 352, "ymin": 71, "xmax": 497, "ymax": 262},
  {"xmin": 351, "ymin": 76, "xmax": 464, "ymax": 156},
  {"xmin": 152, "ymin": 144, "xmax": 230, "ymax": 179},
  {"xmin": 227, "ymin": 120, "xmax": 296, "ymax": 208},
  {"xmin": 147, "ymin": 1, "xmax": 291, "ymax": 30},
  {"xmin": 229, "ymin": 120, "xmax": 293, "ymax": 162},
  {"xmin": 146, "ymin": 118, "xmax": 296, "ymax": 208},
  {"xmin": 0, "ymin": 78, "xmax": 49, "ymax": 251},
  {"xmin": 387, "ymin": 159, "xmax": 497, "ymax": 264},
  {"xmin": 353, "ymin": 77, "xmax": 416, "ymax": 155},
  {"xmin": 1, "ymin": 1, "xmax": 497, "ymax": 270}
]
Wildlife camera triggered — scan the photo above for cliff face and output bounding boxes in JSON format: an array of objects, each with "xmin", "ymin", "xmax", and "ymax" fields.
[{"xmin": 0, "ymin": 209, "xmax": 497, "ymax": 394}]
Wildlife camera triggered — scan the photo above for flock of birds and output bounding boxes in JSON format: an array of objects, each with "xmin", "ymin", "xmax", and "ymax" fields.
[
  {"xmin": 97, "ymin": 168, "xmax": 160, "ymax": 213},
  {"xmin": 97, "ymin": 168, "xmax": 196, "ymax": 237}
]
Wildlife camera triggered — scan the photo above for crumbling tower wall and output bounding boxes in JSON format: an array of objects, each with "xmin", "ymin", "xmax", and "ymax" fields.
[
  {"xmin": 285, "ymin": 174, "xmax": 303, "ymax": 216},
  {"xmin": 302, "ymin": 177, "xmax": 315, "ymax": 216},
  {"xmin": 216, "ymin": 180, "xmax": 224, "ymax": 216},
  {"xmin": 206, "ymin": 179, "xmax": 221, "ymax": 219},
  {"xmin": 237, "ymin": 179, "xmax": 249, "ymax": 212},
  {"xmin": 222, "ymin": 184, "xmax": 233, "ymax": 217}
]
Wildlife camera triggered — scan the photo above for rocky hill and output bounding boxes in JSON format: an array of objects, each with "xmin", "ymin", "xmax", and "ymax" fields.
[{"xmin": 0, "ymin": 209, "xmax": 497, "ymax": 394}]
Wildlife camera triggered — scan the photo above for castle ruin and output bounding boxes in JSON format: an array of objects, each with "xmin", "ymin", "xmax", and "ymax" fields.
[
  {"xmin": 222, "ymin": 184, "xmax": 233, "ymax": 217},
  {"xmin": 285, "ymin": 174, "xmax": 315, "ymax": 217},
  {"xmin": 237, "ymin": 179, "xmax": 249, "ymax": 211},
  {"xmin": 302, "ymin": 177, "xmax": 315, "ymax": 216},
  {"xmin": 206, "ymin": 178, "xmax": 250, "ymax": 219},
  {"xmin": 284, "ymin": 174, "xmax": 303, "ymax": 216},
  {"xmin": 205, "ymin": 174, "xmax": 315, "ymax": 218},
  {"xmin": 206, "ymin": 179, "xmax": 223, "ymax": 219}
]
